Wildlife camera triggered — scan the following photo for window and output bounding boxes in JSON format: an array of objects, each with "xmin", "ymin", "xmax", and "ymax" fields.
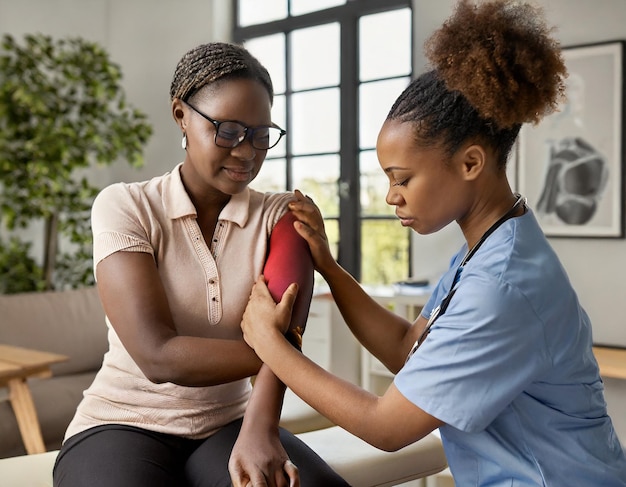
[{"xmin": 234, "ymin": 0, "xmax": 413, "ymax": 285}]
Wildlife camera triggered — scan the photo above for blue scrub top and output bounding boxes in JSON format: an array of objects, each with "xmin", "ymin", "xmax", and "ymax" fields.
[{"xmin": 395, "ymin": 210, "xmax": 626, "ymax": 486}]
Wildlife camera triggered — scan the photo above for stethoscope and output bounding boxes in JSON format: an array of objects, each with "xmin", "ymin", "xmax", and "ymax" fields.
[{"xmin": 405, "ymin": 194, "xmax": 527, "ymax": 363}]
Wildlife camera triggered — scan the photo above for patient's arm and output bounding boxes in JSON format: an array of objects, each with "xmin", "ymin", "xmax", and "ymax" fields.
[
  {"xmin": 229, "ymin": 211, "xmax": 314, "ymax": 484},
  {"xmin": 263, "ymin": 210, "xmax": 314, "ymax": 347}
]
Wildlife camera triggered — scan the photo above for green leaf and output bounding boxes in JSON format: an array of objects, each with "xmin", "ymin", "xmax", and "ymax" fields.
[{"xmin": 0, "ymin": 33, "xmax": 153, "ymax": 293}]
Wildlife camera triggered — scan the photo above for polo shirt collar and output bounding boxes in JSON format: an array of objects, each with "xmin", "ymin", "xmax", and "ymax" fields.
[{"xmin": 164, "ymin": 163, "xmax": 251, "ymax": 227}]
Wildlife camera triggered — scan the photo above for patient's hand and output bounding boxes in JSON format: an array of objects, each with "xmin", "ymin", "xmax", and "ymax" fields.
[{"xmin": 229, "ymin": 424, "xmax": 299, "ymax": 487}]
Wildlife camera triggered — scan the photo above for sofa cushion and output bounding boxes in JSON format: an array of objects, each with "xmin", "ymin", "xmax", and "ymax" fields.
[
  {"xmin": 0, "ymin": 449, "xmax": 57, "ymax": 486},
  {"xmin": 0, "ymin": 372, "xmax": 96, "ymax": 458},
  {"xmin": 34, "ymin": 373, "xmax": 98, "ymax": 451},
  {"xmin": 0, "ymin": 287, "xmax": 107, "ymax": 376}
]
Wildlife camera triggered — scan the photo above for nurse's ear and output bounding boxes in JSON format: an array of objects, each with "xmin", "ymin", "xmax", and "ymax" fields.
[{"xmin": 457, "ymin": 143, "xmax": 487, "ymax": 182}]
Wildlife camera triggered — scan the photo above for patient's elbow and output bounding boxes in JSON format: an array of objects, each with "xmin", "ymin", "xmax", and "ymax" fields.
[
  {"xmin": 139, "ymin": 361, "xmax": 172, "ymax": 384},
  {"xmin": 132, "ymin": 349, "xmax": 178, "ymax": 384}
]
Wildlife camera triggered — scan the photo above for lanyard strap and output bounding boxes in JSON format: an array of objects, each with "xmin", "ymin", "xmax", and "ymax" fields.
[
  {"xmin": 406, "ymin": 194, "xmax": 527, "ymax": 361},
  {"xmin": 459, "ymin": 193, "xmax": 526, "ymax": 267}
]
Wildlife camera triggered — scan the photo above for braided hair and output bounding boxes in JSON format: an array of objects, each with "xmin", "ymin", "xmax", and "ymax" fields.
[
  {"xmin": 169, "ymin": 42, "xmax": 273, "ymax": 104},
  {"xmin": 388, "ymin": 0, "xmax": 567, "ymax": 169}
]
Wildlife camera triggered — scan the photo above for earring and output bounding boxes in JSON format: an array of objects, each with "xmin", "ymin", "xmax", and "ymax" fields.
[{"xmin": 181, "ymin": 133, "xmax": 187, "ymax": 150}]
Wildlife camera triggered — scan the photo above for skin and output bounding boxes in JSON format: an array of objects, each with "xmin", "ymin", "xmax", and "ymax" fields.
[
  {"xmin": 96, "ymin": 78, "xmax": 298, "ymax": 487},
  {"xmin": 240, "ymin": 118, "xmax": 524, "ymax": 451}
]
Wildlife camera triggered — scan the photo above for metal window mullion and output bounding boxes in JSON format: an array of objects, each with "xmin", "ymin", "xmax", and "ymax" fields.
[
  {"xmin": 285, "ymin": 30, "xmax": 293, "ymax": 190},
  {"xmin": 338, "ymin": 14, "xmax": 360, "ymax": 280}
]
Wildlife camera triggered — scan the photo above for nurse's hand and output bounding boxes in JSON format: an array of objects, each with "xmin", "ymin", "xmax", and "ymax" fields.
[
  {"xmin": 288, "ymin": 190, "xmax": 337, "ymax": 277},
  {"xmin": 242, "ymin": 276, "xmax": 298, "ymax": 353}
]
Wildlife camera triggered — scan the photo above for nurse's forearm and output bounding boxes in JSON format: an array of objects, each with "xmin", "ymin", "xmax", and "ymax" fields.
[
  {"xmin": 320, "ymin": 262, "xmax": 413, "ymax": 372},
  {"xmin": 256, "ymin": 330, "xmax": 441, "ymax": 451}
]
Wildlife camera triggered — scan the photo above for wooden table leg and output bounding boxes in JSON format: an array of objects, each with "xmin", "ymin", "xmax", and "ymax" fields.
[{"xmin": 7, "ymin": 377, "xmax": 46, "ymax": 454}]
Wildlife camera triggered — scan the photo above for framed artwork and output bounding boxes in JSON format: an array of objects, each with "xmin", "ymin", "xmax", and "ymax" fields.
[{"xmin": 517, "ymin": 40, "xmax": 625, "ymax": 238}]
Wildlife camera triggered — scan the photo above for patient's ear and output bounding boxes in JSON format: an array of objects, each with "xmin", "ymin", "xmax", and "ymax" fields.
[{"xmin": 171, "ymin": 98, "xmax": 186, "ymax": 128}]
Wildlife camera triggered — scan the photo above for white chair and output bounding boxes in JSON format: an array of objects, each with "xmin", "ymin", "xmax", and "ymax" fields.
[{"xmin": 0, "ymin": 391, "xmax": 447, "ymax": 487}]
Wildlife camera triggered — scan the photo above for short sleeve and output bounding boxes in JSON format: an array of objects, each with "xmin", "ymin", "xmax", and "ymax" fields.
[
  {"xmin": 91, "ymin": 183, "xmax": 154, "ymax": 269},
  {"xmin": 395, "ymin": 272, "xmax": 550, "ymax": 432}
]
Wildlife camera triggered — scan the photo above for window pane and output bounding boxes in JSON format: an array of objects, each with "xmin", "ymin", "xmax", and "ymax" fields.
[
  {"xmin": 324, "ymin": 219, "xmax": 339, "ymax": 258},
  {"xmin": 253, "ymin": 158, "xmax": 287, "ymax": 192},
  {"xmin": 238, "ymin": 0, "xmax": 287, "ymax": 27},
  {"xmin": 313, "ymin": 217, "xmax": 339, "ymax": 288},
  {"xmin": 290, "ymin": 0, "xmax": 346, "ymax": 16},
  {"xmin": 271, "ymin": 95, "xmax": 286, "ymax": 157},
  {"xmin": 292, "ymin": 154, "xmax": 340, "ymax": 218},
  {"xmin": 244, "ymin": 34, "xmax": 286, "ymax": 94},
  {"xmin": 359, "ymin": 77, "xmax": 410, "ymax": 149},
  {"xmin": 360, "ymin": 150, "xmax": 394, "ymax": 217},
  {"xmin": 361, "ymin": 220, "xmax": 410, "ymax": 285},
  {"xmin": 359, "ymin": 8, "xmax": 412, "ymax": 82},
  {"xmin": 291, "ymin": 88, "xmax": 340, "ymax": 155},
  {"xmin": 234, "ymin": 0, "xmax": 413, "ymax": 285},
  {"xmin": 291, "ymin": 23, "xmax": 339, "ymax": 90}
]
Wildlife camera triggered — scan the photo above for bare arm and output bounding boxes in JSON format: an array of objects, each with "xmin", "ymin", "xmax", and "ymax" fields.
[
  {"xmin": 241, "ymin": 278, "xmax": 443, "ymax": 451},
  {"xmin": 241, "ymin": 210, "xmax": 314, "ymax": 426},
  {"xmin": 230, "ymin": 363, "xmax": 298, "ymax": 487},
  {"xmin": 96, "ymin": 251, "xmax": 261, "ymax": 386},
  {"xmin": 230, "ymin": 210, "xmax": 314, "ymax": 487}
]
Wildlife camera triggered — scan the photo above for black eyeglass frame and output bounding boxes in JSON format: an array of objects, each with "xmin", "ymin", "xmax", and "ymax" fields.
[{"xmin": 183, "ymin": 101, "xmax": 286, "ymax": 150}]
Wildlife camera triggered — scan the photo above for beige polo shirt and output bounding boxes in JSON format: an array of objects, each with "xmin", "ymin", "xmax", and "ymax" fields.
[{"xmin": 65, "ymin": 163, "xmax": 293, "ymax": 441}]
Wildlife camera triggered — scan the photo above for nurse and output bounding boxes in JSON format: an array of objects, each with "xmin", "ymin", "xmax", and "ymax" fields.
[{"xmin": 241, "ymin": 0, "xmax": 626, "ymax": 485}]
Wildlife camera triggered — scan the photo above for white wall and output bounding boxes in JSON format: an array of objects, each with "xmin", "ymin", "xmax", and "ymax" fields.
[
  {"xmin": 0, "ymin": 0, "xmax": 231, "ymax": 262},
  {"xmin": 0, "ymin": 0, "xmax": 230, "ymax": 187},
  {"xmin": 413, "ymin": 0, "xmax": 626, "ymax": 444}
]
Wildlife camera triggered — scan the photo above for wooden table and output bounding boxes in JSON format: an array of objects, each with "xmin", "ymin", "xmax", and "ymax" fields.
[
  {"xmin": 593, "ymin": 346, "xmax": 626, "ymax": 380},
  {"xmin": 0, "ymin": 344, "xmax": 68, "ymax": 454}
]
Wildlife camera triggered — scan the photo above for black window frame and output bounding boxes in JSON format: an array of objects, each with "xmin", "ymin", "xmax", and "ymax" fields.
[{"xmin": 233, "ymin": 0, "xmax": 413, "ymax": 282}]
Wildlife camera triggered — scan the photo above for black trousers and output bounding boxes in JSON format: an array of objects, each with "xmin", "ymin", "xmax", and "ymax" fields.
[{"xmin": 53, "ymin": 420, "xmax": 350, "ymax": 487}]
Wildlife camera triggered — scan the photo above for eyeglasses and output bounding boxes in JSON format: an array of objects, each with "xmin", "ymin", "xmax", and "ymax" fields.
[{"xmin": 184, "ymin": 101, "xmax": 286, "ymax": 150}]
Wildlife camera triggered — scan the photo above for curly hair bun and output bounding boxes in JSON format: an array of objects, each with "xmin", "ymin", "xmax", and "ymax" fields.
[{"xmin": 425, "ymin": 0, "xmax": 567, "ymax": 128}]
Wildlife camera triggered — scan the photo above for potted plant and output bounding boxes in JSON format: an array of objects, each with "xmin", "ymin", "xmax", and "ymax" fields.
[{"xmin": 0, "ymin": 33, "xmax": 152, "ymax": 293}]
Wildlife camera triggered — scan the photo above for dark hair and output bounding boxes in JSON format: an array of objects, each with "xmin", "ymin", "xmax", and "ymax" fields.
[
  {"xmin": 388, "ymin": 0, "xmax": 567, "ymax": 168},
  {"xmin": 169, "ymin": 42, "xmax": 273, "ymax": 104}
]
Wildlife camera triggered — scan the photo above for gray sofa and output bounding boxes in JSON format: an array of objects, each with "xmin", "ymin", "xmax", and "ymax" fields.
[
  {"xmin": 0, "ymin": 287, "xmax": 449, "ymax": 485},
  {"xmin": 0, "ymin": 287, "xmax": 107, "ymax": 458}
]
